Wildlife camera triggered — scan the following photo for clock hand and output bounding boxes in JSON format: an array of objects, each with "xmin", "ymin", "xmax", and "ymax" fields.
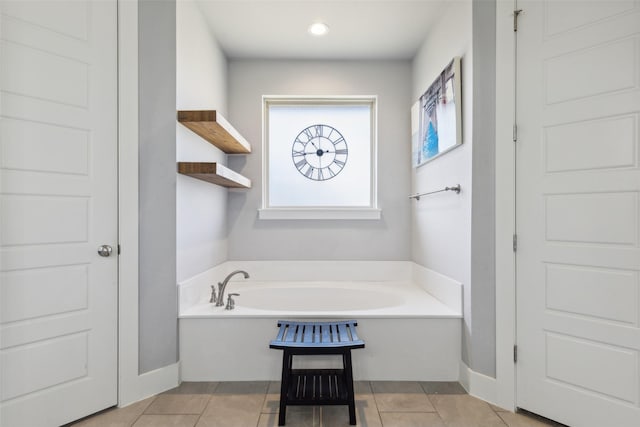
[{"xmin": 324, "ymin": 149, "xmax": 347, "ymax": 155}]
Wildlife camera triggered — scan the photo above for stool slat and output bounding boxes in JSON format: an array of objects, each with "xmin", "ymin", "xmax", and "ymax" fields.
[
  {"xmin": 349, "ymin": 327, "xmax": 360, "ymax": 342},
  {"xmin": 275, "ymin": 325, "xmax": 287, "ymax": 342},
  {"xmin": 322, "ymin": 324, "xmax": 331, "ymax": 344},
  {"xmin": 338, "ymin": 323, "xmax": 350, "ymax": 342},
  {"xmin": 303, "ymin": 324, "xmax": 313, "ymax": 343},
  {"xmin": 313, "ymin": 325, "xmax": 320, "ymax": 344},
  {"xmin": 295, "ymin": 325, "xmax": 305, "ymax": 343},
  {"xmin": 284, "ymin": 324, "xmax": 297, "ymax": 342}
]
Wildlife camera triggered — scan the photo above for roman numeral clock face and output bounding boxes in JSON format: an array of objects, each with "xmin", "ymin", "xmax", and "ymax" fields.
[{"xmin": 291, "ymin": 124, "xmax": 348, "ymax": 181}]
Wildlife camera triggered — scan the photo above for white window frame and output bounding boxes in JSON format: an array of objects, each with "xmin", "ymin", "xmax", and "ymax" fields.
[{"xmin": 260, "ymin": 95, "xmax": 380, "ymax": 220}]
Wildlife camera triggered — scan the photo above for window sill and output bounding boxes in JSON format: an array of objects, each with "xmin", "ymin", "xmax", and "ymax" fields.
[{"xmin": 258, "ymin": 208, "xmax": 381, "ymax": 220}]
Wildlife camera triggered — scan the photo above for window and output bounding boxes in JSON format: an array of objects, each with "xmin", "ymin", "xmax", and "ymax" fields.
[{"xmin": 260, "ymin": 96, "xmax": 379, "ymax": 220}]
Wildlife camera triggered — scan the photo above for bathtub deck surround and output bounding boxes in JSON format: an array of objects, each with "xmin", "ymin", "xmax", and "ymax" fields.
[
  {"xmin": 178, "ymin": 261, "xmax": 462, "ymax": 382},
  {"xmin": 178, "ymin": 261, "xmax": 461, "ymax": 312},
  {"xmin": 183, "ymin": 281, "xmax": 457, "ymax": 317}
]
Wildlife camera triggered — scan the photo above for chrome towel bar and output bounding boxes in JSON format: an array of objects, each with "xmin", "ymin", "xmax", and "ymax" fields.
[{"xmin": 409, "ymin": 184, "xmax": 461, "ymax": 201}]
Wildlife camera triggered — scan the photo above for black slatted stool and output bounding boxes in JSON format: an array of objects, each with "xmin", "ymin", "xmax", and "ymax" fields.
[{"xmin": 269, "ymin": 320, "xmax": 365, "ymax": 426}]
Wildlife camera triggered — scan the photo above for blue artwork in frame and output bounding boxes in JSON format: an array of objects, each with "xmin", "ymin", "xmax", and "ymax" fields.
[{"xmin": 412, "ymin": 57, "xmax": 462, "ymax": 167}]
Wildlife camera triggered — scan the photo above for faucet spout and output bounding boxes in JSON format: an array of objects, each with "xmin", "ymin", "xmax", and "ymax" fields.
[{"xmin": 216, "ymin": 270, "xmax": 250, "ymax": 306}]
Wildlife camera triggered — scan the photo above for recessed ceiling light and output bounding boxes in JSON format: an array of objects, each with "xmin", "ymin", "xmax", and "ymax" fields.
[{"xmin": 308, "ymin": 22, "xmax": 329, "ymax": 36}]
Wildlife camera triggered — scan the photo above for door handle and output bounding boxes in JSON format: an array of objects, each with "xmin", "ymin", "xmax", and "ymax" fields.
[{"xmin": 98, "ymin": 245, "xmax": 113, "ymax": 257}]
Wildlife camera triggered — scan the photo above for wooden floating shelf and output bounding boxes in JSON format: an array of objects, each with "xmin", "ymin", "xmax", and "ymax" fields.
[
  {"xmin": 177, "ymin": 110, "xmax": 251, "ymax": 154},
  {"xmin": 178, "ymin": 162, "xmax": 251, "ymax": 188}
]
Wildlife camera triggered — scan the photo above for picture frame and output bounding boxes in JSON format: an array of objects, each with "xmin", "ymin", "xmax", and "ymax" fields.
[{"xmin": 412, "ymin": 57, "xmax": 462, "ymax": 167}]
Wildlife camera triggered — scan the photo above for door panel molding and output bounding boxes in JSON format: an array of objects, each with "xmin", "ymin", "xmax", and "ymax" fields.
[
  {"xmin": 0, "ymin": 1, "xmax": 118, "ymax": 425},
  {"xmin": 514, "ymin": 1, "xmax": 640, "ymax": 425}
]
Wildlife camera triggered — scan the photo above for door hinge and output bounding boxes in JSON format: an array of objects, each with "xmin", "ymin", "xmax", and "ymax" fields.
[
  {"xmin": 514, "ymin": 345, "xmax": 518, "ymax": 363},
  {"xmin": 513, "ymin": 124, "xmax": 518, "ymax": 142},
  {"xmin": 512, "ymin": 234, "xmax": 518, "ymax": 252},
  {"xmin": 513, "ymin": 9, "xmax": 523, "ymax": 32},
  {"xmin": 117, "ymin": 244, "xmax": 121, "ymax": 255}
]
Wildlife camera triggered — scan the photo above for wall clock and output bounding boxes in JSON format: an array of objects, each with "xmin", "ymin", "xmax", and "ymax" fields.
[{"xmin": 291, "ymin": 124, "xmax": 348, "ymax": 181}]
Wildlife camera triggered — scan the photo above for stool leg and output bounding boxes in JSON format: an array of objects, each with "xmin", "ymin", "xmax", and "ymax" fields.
[
  {"xmin": 343, "ymin": 351, "xmax": 356, "ymax": 425},
  {"xmin": 279, "ymin": 351, "xmax": 292, "ymax": 426}
]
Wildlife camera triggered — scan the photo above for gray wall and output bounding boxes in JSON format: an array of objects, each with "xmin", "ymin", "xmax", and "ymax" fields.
[
  {"xmin": 227, "ymin": 60, "xmax": 412, "ymax": 261},
  {"xmin": 470, "ymin": 0, "xmax": 497, "ymax": 377},
  {"xmin": 138, "ymin": 0, "xmax": 177, "ymax": 374}
]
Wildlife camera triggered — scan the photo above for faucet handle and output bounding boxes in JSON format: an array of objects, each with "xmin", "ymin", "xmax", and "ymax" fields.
[
  {"xmin": 209, "ymin": 285, "xmax": 217, "ymax": 303},
  {"xmin": 225, "ymin": 293, "xmax": 240, "ymax": 310}
]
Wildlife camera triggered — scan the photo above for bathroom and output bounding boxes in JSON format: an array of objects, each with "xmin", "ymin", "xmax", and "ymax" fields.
[
  {"xmin": 138, "ymin": 0, "xmax": 640, "ymax": 424},
  {"xmin": 2, "ymin": 0, "xmax": 638, "ymax": 426}
]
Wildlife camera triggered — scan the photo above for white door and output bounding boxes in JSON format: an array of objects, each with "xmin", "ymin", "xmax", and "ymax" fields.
[
  {"xmin": 0, "ymin": 1, "xmax": 118, "ymax": 426},
  {"xmin": 516, "ymin": 1, "xmax": 640, "ymax": 426}
]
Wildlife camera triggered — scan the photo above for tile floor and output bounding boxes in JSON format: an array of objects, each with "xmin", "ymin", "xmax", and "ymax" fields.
[{"xmin": 69, "ymin": 381, "xmax": 564, "ymax": 427}]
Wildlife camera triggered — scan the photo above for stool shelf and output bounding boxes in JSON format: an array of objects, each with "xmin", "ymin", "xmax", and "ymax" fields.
[{"xmin": 286, "ymin": 369, "xmax": 349, "ymax": 405}]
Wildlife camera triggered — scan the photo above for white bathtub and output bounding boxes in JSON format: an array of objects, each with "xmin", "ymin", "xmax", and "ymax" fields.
[
  {"xmin": 181, "ymin": 281, "xmax": 459, "ymax": 318},
  {"xmin": 234, "ymin": 283, "xmax": 404, "ymax": 312},
  {"xmin": 179, "ymin": 262, "xmax": 463, "ymax": 381}
]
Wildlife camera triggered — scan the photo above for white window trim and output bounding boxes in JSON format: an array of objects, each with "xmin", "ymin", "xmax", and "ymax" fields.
[
  {"xmin": 258, "ymin": 207, "xmax": 381, "ymax": 220},
  {"xmin": 260, "ymin": 95, "xmax": 379, "ymax": 220}
]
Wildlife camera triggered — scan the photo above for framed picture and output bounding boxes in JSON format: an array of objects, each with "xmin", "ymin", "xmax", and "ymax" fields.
[{"xmin": 412, "ymin": 57, "xmax": 462, "ymax": 167}]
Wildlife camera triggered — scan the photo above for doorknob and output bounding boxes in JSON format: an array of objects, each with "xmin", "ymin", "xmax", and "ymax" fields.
[{"xmin": 98, "ymin": 245, "xmax": 113, "ymax": 257}]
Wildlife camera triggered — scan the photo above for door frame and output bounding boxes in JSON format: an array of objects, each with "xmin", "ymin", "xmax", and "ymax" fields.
[
  {"xmin": 117, "ymin": 0, "xmax": 180, "ymax": 407},
  {"xmin": 119, "ymin": 0, "xmax": 521, "ymax": 411},
  {"xmin": 117, "ymin": 0, "xmax": 141, "ymax": 407},
  {"xmin": 494, "ymin": 0, "xmax": 518, "ymax": 413},
  {"xmin": 495, "ymin": 0, "xmax": 640, "ymax": 417}
]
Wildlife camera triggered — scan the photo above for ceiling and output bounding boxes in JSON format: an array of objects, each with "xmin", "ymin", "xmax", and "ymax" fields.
[{"xmin": 195, "ymin": 0, "xmax": 449, "ymax": 60}]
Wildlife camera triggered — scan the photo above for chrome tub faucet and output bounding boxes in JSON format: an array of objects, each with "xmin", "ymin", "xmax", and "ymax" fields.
[{"xmin": 215, "ymin": 270, "xmax": 249, "ymax": 306}]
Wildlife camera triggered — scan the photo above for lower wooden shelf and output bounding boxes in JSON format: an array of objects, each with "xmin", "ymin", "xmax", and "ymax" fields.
[
  {"xmin": 177, "ymin": 162, "xmax": 251, "ymax": 188},
  {"xmin": 286, "ymin": 369, "xmax": 350, "ymax": 405}
]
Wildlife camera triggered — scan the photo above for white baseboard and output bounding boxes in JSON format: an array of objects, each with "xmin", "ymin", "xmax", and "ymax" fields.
[
  {"xmin": 138, "ymin": 362, "xmax": 180, "ymax": 399},
  {"xmin": 459, "ymin": 359, "xmax": 471, "ymax": 391},
  {"xmin": 459, "ymin": 360, "xmax": 498, "ymax": 406},
  {"xmin": 118, "ymin": 362, "xmax": 180, "ymax": 407}
]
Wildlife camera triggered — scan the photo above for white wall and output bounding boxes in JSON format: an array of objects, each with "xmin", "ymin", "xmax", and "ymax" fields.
[
  {"xmin": 411, "ymin": 0, "xmax": 474, "ymax": 368},
  {"xmin": 226, "ymin": 60, "xmax": 412, "ymax": 260},
  {"xmin": 176, "ymin": 0, "xmax": 229, "ymax": 282}
]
